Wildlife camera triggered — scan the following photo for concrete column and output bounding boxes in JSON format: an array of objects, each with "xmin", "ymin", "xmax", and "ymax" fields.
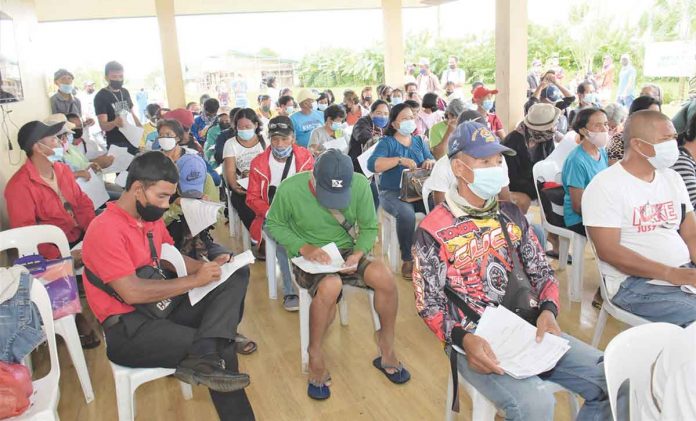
[
  {"xmin": 382, "ymin": 0, "xmax": 405, "ymax": 88},
  {"xmin": 155, "ymin": 0, "xmax": 186, "ymax": 108},
  {"xmin": 495, "ymin": 0, "xmax": 528, "ymax": 132}
]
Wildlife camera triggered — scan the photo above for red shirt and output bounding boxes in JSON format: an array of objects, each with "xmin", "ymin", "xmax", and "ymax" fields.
[
  {"xmin": 487, "ymin": 113, "xmax": 503, "ymax": 133},
  {"xmin": 4, "ymin": 160, "xmax": 95, "ymax": 259},
  {"xmin": 82, "ymin": 202, "xmax": 174, "ymax": 322}
]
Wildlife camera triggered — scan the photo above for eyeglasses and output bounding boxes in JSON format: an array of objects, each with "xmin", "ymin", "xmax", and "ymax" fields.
[{"xmin": 269, "ymin": 123, "xmax": 291, "ymax": 130}]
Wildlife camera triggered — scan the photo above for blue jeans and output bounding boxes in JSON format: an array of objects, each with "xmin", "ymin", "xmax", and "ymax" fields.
[
  {"xmin": 379, "ymin": 190, "xmax": 426, "ymax": 262},
  {"xmin": 611, "ymin": 269, "xmax": 696, "ymax": 327},
  {"xmin": 455, "ymin": 334, "xmax": 618, "ymax": 421},
  {"xmin": 0, "ymin": 272, "xmax": 44, "ymax": 363},
  {"xmin": 263, "ymin": 227, "xmax": 294, "ymax": 297}
]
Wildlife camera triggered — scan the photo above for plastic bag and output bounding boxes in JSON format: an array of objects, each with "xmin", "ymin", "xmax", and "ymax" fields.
[
  {"xmin": 15, "ymin": 255, "xmax": 81, "ymax": 320},
  {"xmin": 0, "ymin": 362, "xmax": 32, "ymax": 418}
]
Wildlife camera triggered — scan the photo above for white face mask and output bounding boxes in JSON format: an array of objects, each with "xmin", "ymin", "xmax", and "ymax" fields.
[
  {"xmin": 637, "ymin": 138, "xmax": 679, "ymax": 169},
  {"xmin": 158, "ymin": 137, "xmax": 177, "ymax": 151},
  {"xmin": 586, "ymin": 130, "xmax": 609, "ymax": 148}
]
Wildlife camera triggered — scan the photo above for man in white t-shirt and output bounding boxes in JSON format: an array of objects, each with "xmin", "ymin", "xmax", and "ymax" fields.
[{"xmin": 583, "ymin": 110, "xmax": 696, "ymax": 326}]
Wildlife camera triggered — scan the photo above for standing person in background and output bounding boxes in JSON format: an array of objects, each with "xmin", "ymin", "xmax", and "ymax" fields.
[
  {"xmin": 50, "ymin": 69, "xmax": 82, "ymax": 116},
  {"xmin": 640, "ymin": 83, "xmax": 663, "ymax": 103},
  {"xmin": 440, "ymin": 56, "xmax": 466, "ymax": 98},
  {"xmin": 598, "ymin": 55, "xmax": 615, "ymax": 104},
  {"xmin": 94, "ymin": 61, "xmax": 142, "ymax": 155},
  {"xmin": 404, "ymin": 63, "xmax": 417, "ymax": 85},
  {"xmin": 234, "ymin": 74, "xmax": 249, "ymax": 108},
  {"xmin": 265, "ymin": 76, "xmax": 278, "ymax": 105},
  {"xmin": 136, "ymin": 88, "xmax": 148, "ymax": 122},
  {"xmin": 416, "ymin": 58, "xmax": 440, "ymax": 96},
  {"xmin": 290, "ymin": 89, "xmax": 324, "ymax": 148},
  {"xmin": 617, "ymin": 54, "xmax": 637, "ymax": 108},
  {"xmin": 527, "ymin": 59, "xmax": 542, "ymax": 97},
  {"xmin": 78, "ymin": 81, "xmax": 97, "ymax": 123}
]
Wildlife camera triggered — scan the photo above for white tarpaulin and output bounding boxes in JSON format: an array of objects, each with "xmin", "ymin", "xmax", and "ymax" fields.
[{"xmin": 644, "ymin": 41, "xmax": 696, "ymax": 77}]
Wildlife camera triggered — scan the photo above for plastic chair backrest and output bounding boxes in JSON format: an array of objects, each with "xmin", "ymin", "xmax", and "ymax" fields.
[
  {"xmin": 160, "ymin": 243, "xmax": 187, "ymax": 277},
  {"xmin": 31, "ymin": 278, "xmax": 60, "ymax": 380},
  {"xmin": 603, "ymin": 323, "xmax": 683, "ymax": 420},
  {"xmin": 422, "ymin": 185, "xmax": 433, "ymax": 214},
  {"xmin": 585, "ymin": 233, "xmax": 611, "ymax": 302},
  {"xmin": 532, "ymin": 160, "xmax": 559, "ymax": 229},
  {"xmin": 0, "ymin": 225, "xmax": 71, "ymax": 259}
]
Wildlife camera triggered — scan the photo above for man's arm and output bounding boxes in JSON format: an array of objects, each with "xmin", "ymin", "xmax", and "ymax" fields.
[
  {"xmin": 182, "ymin": 255, "xmax": 204, "ymax": 274},
  {"xmin": 98, "ymin": 114, "xmax": 121, "ymax": 132}
]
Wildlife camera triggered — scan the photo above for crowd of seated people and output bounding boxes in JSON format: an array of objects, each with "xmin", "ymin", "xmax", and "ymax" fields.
[{"xmin": 6, "ymin": 54, "xmax": 696, "ymax": 421}]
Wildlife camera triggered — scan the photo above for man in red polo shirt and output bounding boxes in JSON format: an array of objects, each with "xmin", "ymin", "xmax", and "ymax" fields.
[
  {"xmin": 473, "ymin": 85, "xmax": 506, "ymax": 139},
  {"xmin": 82, "ymin": 151, "xmax": 254, "ymax": 420}
]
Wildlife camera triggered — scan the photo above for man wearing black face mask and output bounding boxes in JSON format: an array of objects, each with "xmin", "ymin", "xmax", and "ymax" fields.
[
  {"xmin": 94, "ymin": 61, "xmax": 142, "ymax": 155},
  {"xmin": 82, "ymin": 151, "xmax": 255, "ymax": 420}
]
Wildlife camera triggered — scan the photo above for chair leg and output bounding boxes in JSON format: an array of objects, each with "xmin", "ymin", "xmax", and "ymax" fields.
[
  {"xmin": 558, "ymin": 236, "xmax": 571, "ymax": 270},
  {"xmin": 299, "ymin": 289, "xmax": 311, "ymax": 373},
  {"xmin": 338, "ymin": 292, "xmax": 349, "ymax": 326},
  {"xmin": 265, "ymin": 238, "xmax": 278, "ymax": 300},
  {"xmin": 389, "ymin": 221, "xmax": 399, "ymax": 272},
  {"xmin": 444, "ymin": 371, "xmax": 456, "ymax": 421},
  {"xmin": 591, "ymin": 305, "xmax": 609, "ymax": 347},
  {"xmin": 569, "ymin": 235, "xmax": 586, "ymax": 302},
  {"xmin": 368, "ymin": 290, "xmax": 381, "ymax": 332},
  {"xmin": 242, "ymin": 226, "xmax": 251, "ymax": 251},
  {"xmin": 114, "ymin": 373, "xmax": 134, "ymax": 421},
  {"xmin": 55, "ymin": 315, "xmax": 95, "ymax": 403},
  {"xmin": 179, "ymin": 381, "xmax": 193, "ymax": 400}
]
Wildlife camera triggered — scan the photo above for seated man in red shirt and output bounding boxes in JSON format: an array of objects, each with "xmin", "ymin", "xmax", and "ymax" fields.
[
  {"xmin": 82, "ymin": 152, "xmax": 254, "ymax": 420},
  {"xmin": 5, "ymin": 120, "xmax": 100, "ymax": 348}
]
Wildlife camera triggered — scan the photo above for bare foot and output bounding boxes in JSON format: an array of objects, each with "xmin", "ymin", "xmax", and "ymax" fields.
[
  {"xmin": 308, "ymin": 350, "xmax": 331, "ymax": 385},
  {"xmin": 376, "ymin": 332, "xmax": 399, "ymax": 374}
]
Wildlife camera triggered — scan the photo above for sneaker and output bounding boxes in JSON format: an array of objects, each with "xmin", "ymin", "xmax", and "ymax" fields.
[
  {"xmin": 401, "ymin": 261, "xmax": 413, "ymax": 280},
  {"xmin": 283, "ymin": 294, "xmax": 300, "ymax": 312},
  {"xmin": 175, "ymin": 354, "xmax": 250, "ymax": 392}
]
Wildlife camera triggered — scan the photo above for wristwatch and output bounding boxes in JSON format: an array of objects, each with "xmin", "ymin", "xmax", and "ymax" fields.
[{"xmin": 397, "ymin": 158, "xmax": 402, "ymax": 166}]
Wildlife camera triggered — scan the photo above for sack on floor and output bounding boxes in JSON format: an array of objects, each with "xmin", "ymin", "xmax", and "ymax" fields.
[
  {"xmin": 0, "ymin": 362, "xmax": 32, "ymax": 418},
  {"xmin": 14, "ymin": 255, "xmax": 81, "ymax": 320}
]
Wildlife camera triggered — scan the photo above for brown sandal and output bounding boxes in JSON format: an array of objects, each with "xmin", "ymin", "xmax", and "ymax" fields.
[{"xmin": 234, "ymin": 334, "xmax": 257, "ymax": 355}]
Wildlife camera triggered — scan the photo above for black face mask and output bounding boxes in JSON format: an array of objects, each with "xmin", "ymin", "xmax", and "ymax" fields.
[
  {"xmin": 109, "ymin": 79, "xmax": 123, "ymax": 90},
  {"xmin": 136, "ymin": 189, "xmax": 167, "ymax": 221},
  {"xmin": 219, "ymin": 123, "xmax": 231, "ymax": 130},
  {"xmin": 72, "ymin": 128, "xmax": 83, "ymax": 139}
]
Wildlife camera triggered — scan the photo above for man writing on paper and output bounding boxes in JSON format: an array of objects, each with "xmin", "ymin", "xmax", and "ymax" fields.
[
  {"xmin": 82, "ymin": 152, "xmax": 255, "ymax": 420},
  {"xmin": 412, "ymin": 121, "xmax": 613, "ymax": 420},
  {"xmin": 266, "ymin": 149, "xmax": 411, "ymax": 400}
]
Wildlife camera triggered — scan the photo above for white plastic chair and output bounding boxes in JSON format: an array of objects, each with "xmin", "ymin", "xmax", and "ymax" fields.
[
  {"xmin": 603, "ymin": 323, "xmax": 683, "ymax": 421},
  {"xmin": 292, "ymin": 265, "xmax": 381, "ymax": 373},
  {"xmin": 227, "ymin": 192, "xmax": 251, "ymax": 251},
  {"xmin": 108, "ymin": 245, "xmax": 193, "ymax": 421},
  {"xmin": 532, "ymin": 160, "xmax": 587, "ymax": 302},
  {"xmin": 586, "ymin": 235, "xmax": 652, "ymax": 347},
  {"xmin": 445, "ymin": 345, "xmax": 580, "ymax": 421},
  {"xmin": 0, "ymin": 225, "xmax": 95, "ymax": 403},
  {"xmin": 262, "ymin": 231, "xmax": 282, "ymax": 300},
  {"xmin": 379, "ymin": 207, "xmax": 425, "ymax": 272},
  {"xmin": 422, "ymin": 185, "xmax": 433, "ymax": 214},
  {"xmin": 8, "ymin": 279, "xmax": 61, "ymax": 421}
]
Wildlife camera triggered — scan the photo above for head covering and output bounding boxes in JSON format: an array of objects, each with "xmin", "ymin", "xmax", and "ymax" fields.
[
  {"xmin": 43, "ymin": 114, "xmax": 75, "ymax": 135},
  {"xmin": 472, "ymin": 86, "xmax": 499, "ymax": 101},
  {"xmin": 163, "ymin": 108, "xmax": 195, "ymax": 129},
  {"xmin": 418, "ymin": 58, "xmax": 430, "ymax": 66},
  {"xmin": 296, "ymin": 89, "xmax": 318, "ymax": 105},
  {"xmin": 456, "ymin": 110, "xmax": 487, "ymax": 125},
  {"xmin": 53, "ymin": 69, "xmax": 74, "ymax": 81},
  {"xmin": 176, "ymin": 154, "xmax": 207, "ymax": 199},
  {"xmin": 445, "ymin": 99, "xmax": 466, "ymax": 118},
  {"xmin": 268, "ymin": 116, "xmax": 294, "ymax": 137},
  {"xmin": 313, "ymin": 149, "xmax": 354, "ymax": 209},
  {"xmin": 448, "ymin": 121, "xmax": 515, "ymax": 159},
  {"xmin": 524, "ymin": 103, "xmax": 561, "ymax": 131},
  {"xmin": 17, "ymin": 121, "xmax": 64, "ymax": 152}
]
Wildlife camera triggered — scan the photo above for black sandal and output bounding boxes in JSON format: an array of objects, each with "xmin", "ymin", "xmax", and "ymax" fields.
[{"xmin": 80, "ymin": 330, "xmax": 101, "ymax": 349}]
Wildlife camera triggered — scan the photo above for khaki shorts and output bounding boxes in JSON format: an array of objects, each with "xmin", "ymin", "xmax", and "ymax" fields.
[{"xmin": 293, "ymin": 249, "xmax": 373, "ymax": 297}]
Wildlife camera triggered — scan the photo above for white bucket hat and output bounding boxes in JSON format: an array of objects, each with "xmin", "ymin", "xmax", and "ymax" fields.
[{"xmin": 524, "ymin": 103, "xmax": 561, "ymax": 131}]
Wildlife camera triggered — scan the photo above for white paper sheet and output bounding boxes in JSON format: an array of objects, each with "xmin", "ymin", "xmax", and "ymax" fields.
[
  {"xmin": 114, "ymin": 171, "xmax": 129, "ymax": 188},
  {"xmin": 324, "ymin": 137, "xmax": 349, "ymax": 153},
  {"xmin": 76, "ymin": 169, "xmax": 110, "ymax": 209},
  {"xmin": 83, "ymin": 134, "xmax": 107, "ymax": 160},
  {"xmin": 357, "ymin": 143, "xmax": 378, "ymax": 179},
  {"xmin": 103, "ymin": 145, "xmax": 134, "ymax": 173},
  {"xmin": 237, "ymin": 177, "xmax": 249, "ymax": 190},
  {"xmin": 647, "ymin": 279, "xmax": 696, "ymax": 295},
  {"xmin": 290, "ymin": 242, "xmax": 357, "ymax": 274},
  {"xmin": 188, "ymin": 250, "xmax": 255, "ymax": 305},
  {"xmin": 119, "ymin": 121, "xmax": 144, "ymax": 148},
  {"xmin": 181, "ymin": 198, "xmax": 225, "ymax": 236},
  {"xmin": 474, "ymin": 306, "xmax": 571, "ymax": 379}
]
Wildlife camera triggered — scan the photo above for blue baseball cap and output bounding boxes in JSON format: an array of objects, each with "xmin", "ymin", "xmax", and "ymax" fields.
[
  {"xmin": 447, "ymin": 121, "xmax": 516, "ymax": 159},
  {"xmin": 313, "ymin": 149, "xmax": 354, "ymax": 209},
  {"xmin": 176, "ymin": 153, "xmax": 207, "ymax": 198},
  {"xmin": 541, "ymin": 85, "xmax": 561, "ymax": 102}
]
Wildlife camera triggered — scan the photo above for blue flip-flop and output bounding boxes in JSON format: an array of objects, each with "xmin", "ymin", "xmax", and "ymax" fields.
[
  {"xmin": 372, "ymin": 357, "xmax": 411, "ymax": 384},
  {"xmin": 307, "ymin": 380, "xmax": 331, "ymax": 400}
]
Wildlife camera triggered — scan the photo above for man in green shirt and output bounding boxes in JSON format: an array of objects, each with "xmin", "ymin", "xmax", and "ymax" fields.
[
  {"xmin": 266, "ymin": 149, "xmax": 410, "ymax": 400},
  {"xmin": 429, "ymin": 98, "xmax": 466, "ymax": 160}
]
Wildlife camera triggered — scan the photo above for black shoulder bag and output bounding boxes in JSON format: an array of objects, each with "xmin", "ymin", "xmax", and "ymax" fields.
[{"xmin": 85, "ymin": 231, "xmax": 184, "ymax": 320}]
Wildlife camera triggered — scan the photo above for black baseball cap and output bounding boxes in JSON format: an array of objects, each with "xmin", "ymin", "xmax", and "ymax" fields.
[
  {"xmin": 268, "ymin": 115, "xmax": 294, "ymax": 138},
  {"xmin": 313, "ymin": 149, "xmax": 354, "ymax": 209},
  {"xmin": 17, "ymin": 121, "xmax": 64, "ymax": 153}
]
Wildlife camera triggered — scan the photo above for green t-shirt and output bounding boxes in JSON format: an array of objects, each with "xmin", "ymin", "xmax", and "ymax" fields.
[
  {"xmin": 266, "ymin": 171, "xmax": 378, "ymax": 257},
  {"xmin": 429, "ymin": 121, "xmax": 448, "ymax": 149}
]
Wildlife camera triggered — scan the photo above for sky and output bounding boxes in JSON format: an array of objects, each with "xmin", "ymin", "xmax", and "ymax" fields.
[{"xmin": 35, "ymin": 0, "xmax": 653, "ymax": 81}]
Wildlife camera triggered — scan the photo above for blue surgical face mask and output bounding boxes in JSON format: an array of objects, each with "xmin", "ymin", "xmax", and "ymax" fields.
[
  {"xmin": 463, "ymin": 164, "xmax": 509, "ymax": 200},
  {"xmin": 482, "ymin": 99, "xmax": 494, "ymax": 112},
  {"xmin": 397, "ymin": 119, "xmax": 417, "ymax": 136},
  {"xmin": 584, "ymin": 93, "xmax": 598, "ymax": 104},
  {"xmin": 271, "ymin": 145, "xmax": 293, "ymax": 159},
  {"xmin": 391, "ymin": 97, "xmax": 403, "ymax": 105},
  {"xmin": 237, "ymin": 129, "xmax": 255, "ymax": 141},
  {"xmin": 58, "ymin": 84, "xmax": 73, "ymax": 94},
  {"xmin": 373, "ymin": 116, "xmax": 388, "ymax": 128},
  {"xmin": 285, "ymin": 106, "xmax": 295, "ymax": 114},
  {"xmin": 40, "ymin": 142, "xmax": 64, "ymax": 163},
  {"xmin": 317, "ymin": 103, "xmax": 328, "ymax": 111},
  {"xmin": 330, "ymin": 121, "xmax": 343, "ymax": 131}
]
